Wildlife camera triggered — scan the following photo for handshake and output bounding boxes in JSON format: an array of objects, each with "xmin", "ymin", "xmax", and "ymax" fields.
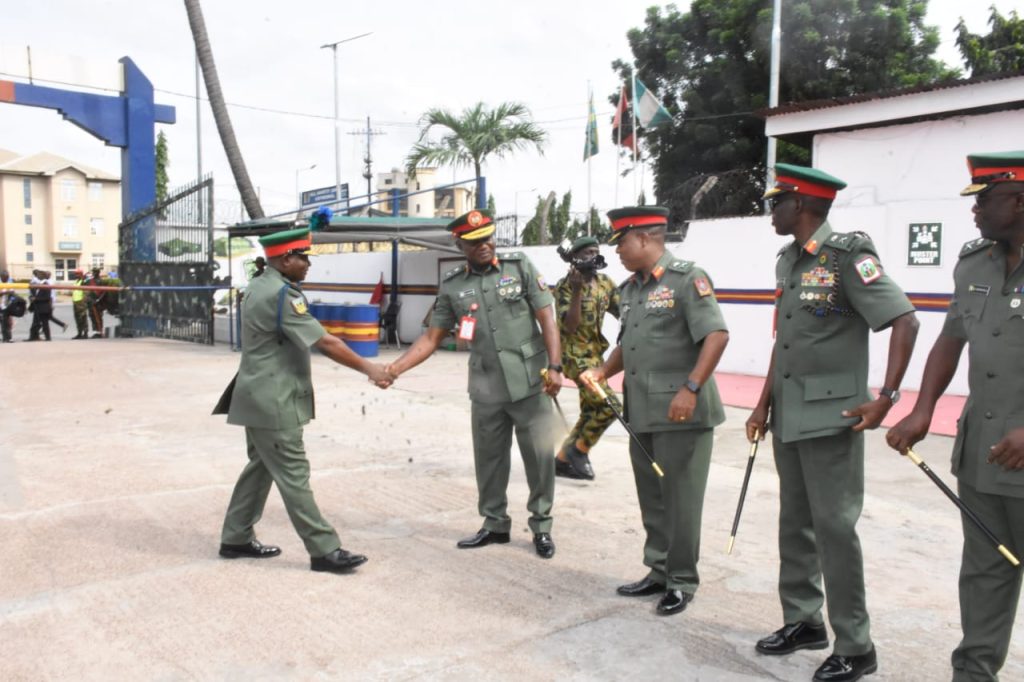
[{"xmin": 365, "ymin": 362, "xmax": 402, "ymax": 389}]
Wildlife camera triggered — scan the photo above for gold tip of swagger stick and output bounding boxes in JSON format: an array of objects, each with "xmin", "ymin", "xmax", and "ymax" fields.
[
  {"xmin": 999, "ymin": 545, "xmax": 1021, "ymax": 567},
  {"xmin": 727, "ymin": 535, "xmax": 736, "ymax": 555}
]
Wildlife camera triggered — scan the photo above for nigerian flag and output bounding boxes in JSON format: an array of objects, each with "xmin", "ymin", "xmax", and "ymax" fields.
[
  {"xmin": 583, "ymin": 93, "xmax": 599, "ymax": 161},
  {"xmin": 633, "ymin": 78, "xmax": 672, "ymax": 128}
]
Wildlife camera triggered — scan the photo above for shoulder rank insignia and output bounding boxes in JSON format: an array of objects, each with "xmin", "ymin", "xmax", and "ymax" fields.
[
  {"xmin": 290, "ymin": 296, "xmax": 308, "ymax": 315},
  {"xmin": 959, "ymin": 238, "xmax": 994, "ymax": 258},
  {"xmin": 499, "ymin": 251, "xmax": 523, "ymax": 260},
  {"xmin": 855, "ymin": 256, "xmax": 882, "ymax": 284},
  {"xmin": 443, "ymin": 265, "xmax": 466, "ymax": 281},
  {"xmin": 667, "ymin": 259, "xmax": 693, "ymax": 274},
  {"xmin": 825, "ymin": 232, "xmax": 861, "ymax": 252}
]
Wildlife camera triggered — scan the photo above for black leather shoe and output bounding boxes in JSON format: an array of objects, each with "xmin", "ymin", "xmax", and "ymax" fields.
[
  {"xmin": 756, "ymin": 622, "xmax": 829, "ymax": 656},
  {"xmin": 567, "ymin": 447, "xmax": 595, "ymax": 480},
  {"xmin": 310, "ymin": 548, "xmax": 368, "ymax": 573},
  {"xmin": 555, "ymin": 456, "xmax": 587, "ymax": 480},
  {"xmin": 616, "ymin": 576, "xmax": 666, "ymax": 597},
  {"xmin": 533, "ymin": 532, "xmax": 555, "ymax": 559},
  {"xmin": 813, "ymin": 647, "xmax": 877, "ymax": 681},
  {"xmin": 456, "ymin": 528, "xmax": 511, "ymax": 548},
  {"xmin": 655, "ymin": 589, "xmax": 693, "ymax": 615},
  {"xmin": 219, "ymin": 539, "xmax": 281, "ymax": 559}
]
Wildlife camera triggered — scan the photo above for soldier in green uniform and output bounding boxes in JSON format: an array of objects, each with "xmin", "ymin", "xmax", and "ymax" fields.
[
  {"xmin": 385, "ymin": 209, "xmax": 563, "ymax": 559},
  {"xmin": 552, "ymin": 236, "xmax": 621, "ymax": 480},
  {"xmin": 887, "ymin": 151, "xmax": 1024, "ymax": 682},
  {"xmin": 745, "ymin": 164, "xmax": 919, "ymax": 682},
  {"xmin": 213, "ymin": 227, "xmax": 393, "ymax": 574},
  {"xmin": 581, "ymin": 206, "xmax": 729, "ymax": 616}
]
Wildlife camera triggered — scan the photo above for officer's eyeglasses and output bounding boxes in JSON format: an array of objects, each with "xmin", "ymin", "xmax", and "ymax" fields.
[
  {"xmin": 975, "ymin": 190, "xmax": 1024, "ymax": 208},
  {"xmin": 768, "ymin": 194, "xmax": 795, "ymax": 211},
  {"xmin": 285, "ymin": 250, "xmax": 310, "ymax": 262}
]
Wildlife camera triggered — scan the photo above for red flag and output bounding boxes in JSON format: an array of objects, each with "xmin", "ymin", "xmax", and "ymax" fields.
[
  {"xmin": 612, "ymin": 85, "xmax": 635, "ymax": 151},
  {"xmin": 369, "ymin": 274, "xmax": 385, "ymax": 305}
]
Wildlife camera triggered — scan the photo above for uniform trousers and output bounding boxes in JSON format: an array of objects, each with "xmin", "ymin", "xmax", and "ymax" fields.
[
  {"xmin": 470, "ymin": 392, "xmax": 555, "ymax": 534},
  {"xmin": 772, "ymin": 430, "xmax": 872, "ymax": 656},
  {"xmin": 221, "ymin": 426, "xmax": 340, "ymax": 557},
  {"xmin": 630, "ymin": 428, "xmax": 713, "ymax": 594},
  {"xmin": 952, "ymin": 480, "xmax": 1024, "ymax": 682},
  {"xmin": 561, "ymin": 356, "xmax": 617, "ymax": 454}
]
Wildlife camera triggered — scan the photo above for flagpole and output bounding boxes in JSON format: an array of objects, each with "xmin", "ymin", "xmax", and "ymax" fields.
[
  {"xmin": 615, "ymin": 85, "xmax": 622, "ymax": 207},
  {"xmin": 631, "ymin": 68, "xmax": 638, "ymax": 202},
  {"xmin": 587, "ymin": 82, "xmax": 593, "ymax": 236}
]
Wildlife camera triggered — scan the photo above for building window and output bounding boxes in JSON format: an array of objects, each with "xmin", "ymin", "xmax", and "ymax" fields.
[
  {"xmin": 384, "ymin": 178, "xmax": 393, "ymax": 185},
  {"xmin": 60, "ymin": 178, "xmax": 78, "ymax": 201},
  {"xmin": 63, "ymin": 216, "xmax": 79, "ymax": 237},
  {"xmin": 91, "ymin": 253, "xmax": 105, "ymax": 269},
  {"xmin": 26, "ymin": 252, "xmax": 34, "ymax": 262},
  {"xmin": 415, "ymin": 204, "xmax": 421, "ymax": 214},
  {"xmin": 89, "ymin": 182, "xmax": 103, "ymax": 201},
  {"xmin": 55, "ymin": 258, "xmax": 65, "ymax": 281},
  {"xmin": 24, "ymin": 214, "xmax": 32, "ymax": 225},
  {"xmin": 25, "ymin": 233, "xmax": 33, "ymax": 246},
  {"xmin": 56, "ymin": 258, "xmax": 77, "ymax": 281},
  {"xmin": 90, "ymin": 218, "xmax": 105, "ymax": 236},
  {"xmin": 23, "ymin": 178, "xmax": 31, "ymax": 208}
]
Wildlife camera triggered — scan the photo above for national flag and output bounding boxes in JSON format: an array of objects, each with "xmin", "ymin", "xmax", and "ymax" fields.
[
  {"xmin": 369, "ymin": 273, "xmax": 385, "ymax": 305},
  {"xmin": 583, "ymin": 93, "xmax": 599, "ymax": 161},
  {"xmin": 611, "ymin": 85, "xmax": 635, "ymax": 151},
  {"xmin": 633, "ymin": 78, "xmax": 673, "ymax": 128}
]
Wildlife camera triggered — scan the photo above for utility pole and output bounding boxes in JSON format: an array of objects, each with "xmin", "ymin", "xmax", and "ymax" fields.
[
  {"xmin": 348, "ymin": 116, "xmax": 385, "ymax": 208},
  {"xmin": 321, "ymin": 32, "xmax": 372, "ymax": 209}
]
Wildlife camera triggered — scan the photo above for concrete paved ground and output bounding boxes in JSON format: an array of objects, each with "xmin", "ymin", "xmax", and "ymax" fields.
[{"xmin": 1, "ymin": 335, "xmax": 1021, "ymax": 681}]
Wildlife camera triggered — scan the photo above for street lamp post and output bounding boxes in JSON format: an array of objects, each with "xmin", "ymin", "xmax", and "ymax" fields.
[
  {"xmin": 321, "ymin": 32, "xmax": 372, "ymax": 210},
  {"xmin": 514, "ymin": 187, "xmax": 537, "ymax": 241},
  {"xmin": 295, "ymin": 163, "xmax": 317, "ymax": 215}
]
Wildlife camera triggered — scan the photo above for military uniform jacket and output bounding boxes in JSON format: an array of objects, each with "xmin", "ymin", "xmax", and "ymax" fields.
[
  {"xmin": 431, "ymin": 253, "xmax": 555, "ymax": 404},
  {"xmin": 554, "ymin": 272, "xmax": 620, "ymax": 365},
  {"xmin": 772, "ymin": 222, "xmax": 915, "ymax": 443},
  {"xmin": 618, "ymin": 250, "xmax": 727, "ymax": 433},
  {"xmin": 943, "ymin": 238, "xmax": 1024, "ymax": 499},
  {"xmin": 223, "ymin": 267, "xmax": 327, "ymax": 429}
]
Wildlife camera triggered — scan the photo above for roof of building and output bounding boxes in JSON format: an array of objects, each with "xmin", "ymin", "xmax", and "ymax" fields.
[
  {"xmin": 228, "ymin": 215, "xmax": 460, "ymax": 253},
  {"xmin": 0, "ymin": 148, "xmax": 20, "ymax": 165},
  {"xmin": 761, "ymin": 70, "xmax": 1024, "ymax": 144},
  {"xmin": 0, "ymin": 151, "xmax": 119, "ymax": 181}
]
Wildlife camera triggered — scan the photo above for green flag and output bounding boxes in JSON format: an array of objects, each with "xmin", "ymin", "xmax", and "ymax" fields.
[{"xmin": 583, "ymin": 93, "xmax": 599, "ymax": 161}]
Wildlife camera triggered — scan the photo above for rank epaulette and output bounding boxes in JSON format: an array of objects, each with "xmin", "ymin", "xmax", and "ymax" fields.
[
  {"xmin": 667, "ymin": 259, "xmax": 694, "ymax": 274},
  {"xmin": 825, "ymin": 231, "xmax": 869, "ymax": 252},
  {"xmin": 959, "ymin": 238, "xmax": 994, "ymax": 258},
  {"xmin": 442, "ymin": 264, "xmax": 466, "ymax": 281},
  {"xmin": 498, "ymin": 252, "xmax": 523, "ymax": 260}
]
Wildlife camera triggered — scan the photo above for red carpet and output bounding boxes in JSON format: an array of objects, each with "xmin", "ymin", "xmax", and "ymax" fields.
[{"xmin": 570, "ymin": 373, "xmax": 963, "ymax": 437}]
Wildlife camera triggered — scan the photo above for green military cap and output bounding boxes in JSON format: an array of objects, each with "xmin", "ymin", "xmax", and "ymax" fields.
[
  {"xmin": 961, "ymin": 151, "xmax": 1024, "ymax": 196},
  {"xmin": 447, "ymin": 209, "xmax": 495, "ymax": 241},
  {"xmin": 606, "ymin": 206, "xmax": 669, "ymax": 244},
  {"xmin": 763, "ymin": 163, "xmax": 847, "ymax": 200},
  {"xmin": 570, "ymin": 236, "xmax": 599, "ymax": 253},
  {"xmin": 259, "ymin": 227, "xmax": 313, "ymax": 257}
]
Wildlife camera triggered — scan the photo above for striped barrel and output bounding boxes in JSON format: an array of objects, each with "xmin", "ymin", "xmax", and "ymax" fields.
[
  {"xmin": 343, "ymin": 304, "xmax": 380, "ymax": 357},
  {"xmin": 311, "ymin": 303, "xmax": 346, "ymax": 339}
]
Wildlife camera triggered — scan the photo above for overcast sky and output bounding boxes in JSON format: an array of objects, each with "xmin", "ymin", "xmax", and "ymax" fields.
[{"xmin": 1, "ymin": 0, "xmax": 1021, "ymax": 226}]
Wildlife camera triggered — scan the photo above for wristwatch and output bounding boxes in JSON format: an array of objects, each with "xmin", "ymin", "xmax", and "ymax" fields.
[
  {"xmin": 879, "ymin": 387, "xmax": 901, "ymax": 404},
  {"xmin": 683, "ymin": 378, "xmax": 702, "ymax": 395},
  {"xmin": 547, "ymin": 364, "xmax": 564, "ymax": 373}
]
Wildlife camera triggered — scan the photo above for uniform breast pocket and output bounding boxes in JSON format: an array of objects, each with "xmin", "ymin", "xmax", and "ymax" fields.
[
  {"xmin": 502, "ymin": 291, "xmax": 530, "ymax": 317},
  {"xmin": 798, "ymin": 372, "xmax": 861, "ymax": 433},
  {"xmin": 1001, "ymin": 304, "xmax": 1024, "ymax": 348},
  {"xmin": 958, "ymin": 296, "xmax": 988, "ymax": 335},
  {"xmin": 643, "ymin": 305, "xmax": 679, "ymax": 337},
  {"xmin": 994, "ymin": 412, "xmax": 1024, "ymax": 486}
]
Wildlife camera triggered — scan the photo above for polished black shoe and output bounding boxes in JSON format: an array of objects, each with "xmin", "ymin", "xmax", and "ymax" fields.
[
  {"xmin": 616, "ymin": 576, "xmax": 666, "ymax": 597},
  {"xmin": 655, "ymin": 589, "xmax": 693, "ymax": 615},
  {"xmin": 310, "ymin": 548, "xmax": 368, "ymax": 573},
  {"xmin": 219, "ymin": 539, "xmax": 281, "ymax": 559},
  {"xmin": 813, "ymin": 647, "xmax": 877, "ymax": 681},
  {"xmin": 456, "ymin": 528, "xmax": 511, "ymax": 549},
  {"xmin": 756, "ymin": 622, "xmax": 829, "ymax": 656},
  {"xmin": 555, "ymin": 456, "xmax": 588, "ymax": 480},
  {"xmin": 533, "ymin": 532, "xmax": 555, "ymax": 559},
  {"xmin": 567, "ymin": 446, "xmax": 595, "ymax": 480}
]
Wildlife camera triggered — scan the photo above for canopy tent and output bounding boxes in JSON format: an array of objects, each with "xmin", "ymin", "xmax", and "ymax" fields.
[{"xmin": 226, "ymin": 215, "xmax": 460, "ymax": 253}]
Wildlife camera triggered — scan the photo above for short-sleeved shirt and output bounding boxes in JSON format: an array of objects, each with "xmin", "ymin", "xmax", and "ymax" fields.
[
  {"xmin": 431, "ymin": 253, "xmax": 554, "ymax": 404},
  {"xmin": 554, "ymin": 271, "xmax": 620, "ymax": 366},
  {"xmin": 942, "ymin": 238, "xmax": 1024, "ymax": 498},
  {"xmin": 771, "ymin": 221, "xmax": 915, "ymax": 443},
  {"xmin": 618, "ymin": 249, "xmax": 728, "ymax": 433},
  {"xmin": 227, "ymin": 266, "xmax": 327, "ymax": 429}
]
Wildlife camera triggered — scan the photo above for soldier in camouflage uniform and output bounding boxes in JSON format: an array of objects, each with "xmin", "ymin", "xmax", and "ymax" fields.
[
  {"xmin": 386, "ymin": 209, "xmax": 563, "ymax": 559},
  {"xmin": 887, "ymin": 151, "xmax": 1024, "ymax": 682},
  {"xmin": 553, "ymin": 236, "xmax": 621, "ymax": 480}
]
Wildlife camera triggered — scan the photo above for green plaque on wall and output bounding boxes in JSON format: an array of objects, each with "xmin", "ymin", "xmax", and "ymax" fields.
[{"xmin": 908, "ymin": 223, "xmax": 941, "ymax": 266}]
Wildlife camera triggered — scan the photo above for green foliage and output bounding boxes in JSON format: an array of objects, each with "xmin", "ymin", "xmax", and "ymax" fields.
[
  {"xmin": 614, "ymin": 0, "xmax": 958, "ymax": 219},
  {"xmin": 404, "ymin": 102, "xmax": 547, "ymax": 181},
  {"xmin": 213, "ymin": 236, "xmax": 254, "ymax": 258},
  {"xmin": 155, "ymin": 131, "xmax": 169, "ymax": 204},
  {"xmin": 487, "ymin": 193, "xmax": 497, "ymax": 213},
  {"xmin": 956, "ymin": 7, "xmax": 1024, "ymax": 77},
  {"xmin": 520, "ymin": 191, "xmax": 609, "ymax": 245}
]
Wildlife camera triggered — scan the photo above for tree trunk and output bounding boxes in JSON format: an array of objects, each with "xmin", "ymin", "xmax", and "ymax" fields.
[
  {"xmin": 183, "ymin": 0, "xmax": 264, "ymax": 220},
  {"xmin": 538, "ymin": 191, "xmax": 557, "ymax": 246}
]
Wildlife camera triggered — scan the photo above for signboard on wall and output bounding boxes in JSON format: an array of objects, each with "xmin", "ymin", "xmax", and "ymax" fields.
[
  {"xmin": 908, "ymin": 223, "xmax": 941, "ymax": 266},
  {"xmin": 301, "ymin": 184, "xmax": 349, "ymax": 210}
]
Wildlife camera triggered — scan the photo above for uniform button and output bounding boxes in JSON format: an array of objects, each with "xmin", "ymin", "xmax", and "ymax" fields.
[
  {"xmin": 631, "ymin": 370, "xmax": 636, "ymax": 375},
  {"xmin": 783, "ymin": 372, "xmax": 790, "ymax": 378},
  {"xmin": 497, "ymin": 348, "xmax": 502, "ymax": 353},
  {"xmin": 487, "ymin": 307, "xmax": 493, "ymax": 312},
  {"xmin": 482, "ymin": 288, "xmax": 488, "ymax": 293},
  {"xmin": 490, "ymin": 326, "xmax": 497, "ymax": 332},
  {"xmin": 993, "ymin": 330, "xmax": 1001, "ymax": 336},
  {"xmin": 985, "ymin": 411, "xmax": 993, "ymax": 419},
  {"xmin": 789, "ymin": 283, "xmax": 796, "ymax": 289},
  {"xmin": 783, "ymin": 343, "xmax": 790, "ymax": 350},
  {"xmin": 987, "ymin": 371, "xmax": 996, "ymax": 378},
  {"xmin": 785, "ymin": 313, "xmax": 792, "ymax": 319},
  {"xmin": 630, "ymin": 346, "xmax": 636, "ymax": 351},
  {"xmin": 634, "ymin": 323, "xmax": 639, "ymax": 328}
]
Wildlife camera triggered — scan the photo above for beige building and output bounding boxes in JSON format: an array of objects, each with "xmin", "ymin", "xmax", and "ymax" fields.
[
  {"xmin": 0, "ymin": 149, "xmax": 121, "ymax": 281},
  {"xmin": 373, "ymin": 167, "xmax": 473, "ymax": 219}
]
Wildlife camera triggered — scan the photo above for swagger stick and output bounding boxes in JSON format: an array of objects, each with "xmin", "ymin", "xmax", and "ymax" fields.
[
  {"xmin": 540, "ymin": 368, "xmax": 571, "ymax": 433},
  {"xmin": 727, "ymin": 433, "xmax": 759, "ymax": 554},
  {"xmin": 579, "ymin": 374, "xmax": 664, "ymax": 478},
  {"xmin": 905, "ymin": 449, "xmax": 1020, "ymax": 567}
]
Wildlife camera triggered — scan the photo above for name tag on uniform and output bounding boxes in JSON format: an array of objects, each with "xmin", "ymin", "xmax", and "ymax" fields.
[
  {"xmin": 457, "ymin": 315, "xmax": 476, "ymax": 341},
  {"xmin": 968, "ymin": 284, "xmax": 990, "ymax": 296}
]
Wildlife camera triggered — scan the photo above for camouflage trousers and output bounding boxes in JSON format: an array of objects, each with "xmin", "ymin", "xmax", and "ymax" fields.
[{"xmin": 560, "ymin": 357, "xmax": 620, "ymax": 455}]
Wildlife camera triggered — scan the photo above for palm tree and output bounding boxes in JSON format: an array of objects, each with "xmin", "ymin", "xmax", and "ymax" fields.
[
  {"xmin": 404, "ymin": 102, "xmax": 547, "ymax": 202},
  {"xmin": 183, "ymin": 0, "xmax": 264, "ymax": 220}
]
